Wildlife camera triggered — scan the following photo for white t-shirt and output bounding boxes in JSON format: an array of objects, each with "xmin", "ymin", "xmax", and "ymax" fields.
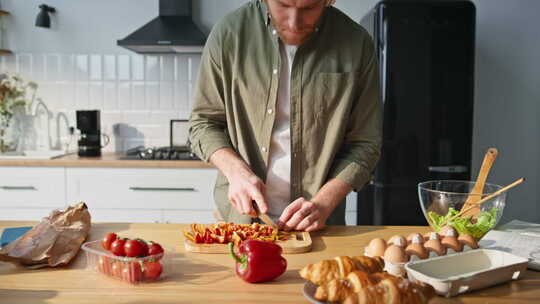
[{"xmin": 265, "ymin": 41, "xmax": 297, "ymax": 221}]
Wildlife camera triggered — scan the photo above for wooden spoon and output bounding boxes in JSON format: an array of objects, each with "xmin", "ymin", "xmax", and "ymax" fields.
[
  {"xmin": 441, "ymin": 177, "xmax": 524, "ymax": 226},
  {"xmin": 460, "ymin": 148, "xmax": 498, "ymax": 217}
]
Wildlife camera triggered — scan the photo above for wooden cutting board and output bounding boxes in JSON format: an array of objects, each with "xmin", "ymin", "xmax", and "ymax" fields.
[{"xmin": 184, "ymin": 231, "xmax": 312, "ymax": 254}]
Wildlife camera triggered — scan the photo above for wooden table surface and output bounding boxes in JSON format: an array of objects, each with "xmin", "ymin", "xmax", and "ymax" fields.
[{"xmin": 1, "ymin": 221, "xmax": 539, "ymax": 304}]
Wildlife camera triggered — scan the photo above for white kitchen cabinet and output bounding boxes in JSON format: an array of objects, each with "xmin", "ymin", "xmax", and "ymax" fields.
[
  {"xmin": 0, "ymin": 165, "xmax": 359, "ymax": 225},
  {"xmin": 345, "ymin": 191, "xmax": 358, "ymax": 226},
  {"xmin": 0, "ymin": 166, "xmax": 66, "ymax": 208},
  {"xmin": 66, "ymin": 167, "xmax": 218, "ymax": 223}
]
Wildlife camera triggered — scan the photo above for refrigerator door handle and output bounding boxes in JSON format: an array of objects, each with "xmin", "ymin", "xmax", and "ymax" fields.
[{"xmin": 428, "ymin": 165, "xmax": 468, "ymax": 173}]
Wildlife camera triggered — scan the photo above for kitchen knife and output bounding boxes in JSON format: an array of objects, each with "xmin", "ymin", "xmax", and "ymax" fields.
[{"xmin": 252, "ymin": 201, "xmax": 278, "ymax": 229}]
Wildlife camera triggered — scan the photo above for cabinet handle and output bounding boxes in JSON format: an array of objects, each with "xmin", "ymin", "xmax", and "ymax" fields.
[
  {"xmin": 129, "ymin": 187, "xmax": 196, "ymax": 192},
  {"xmin": 428, "ymin": 165, "xmax": 468, "ymax": 173},
  {"xmin": 0, "ymin": 186, "xmax": 37, "ymax": 190}
]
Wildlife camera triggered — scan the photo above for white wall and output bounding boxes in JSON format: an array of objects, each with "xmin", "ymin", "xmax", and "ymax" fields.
[
  {"xmin": 470, "ymin": 0, "xmax": 539, "ymax": 224},
  {"xmin": 1, "ymin": 0, "xmax": 537, "ymax": 223}
]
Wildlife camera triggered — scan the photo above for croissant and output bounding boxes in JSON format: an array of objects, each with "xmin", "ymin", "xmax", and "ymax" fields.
[
  {"xmin": 299, "ymin": 255, "xmax": 385, "ymax": 285},
  {"xmin": 343, "ymin": 277, "xmax": 436, "ymax": 304},
  {"xmin": 314, "ymin": 271, "xmax": 435, "ymax": 304}
]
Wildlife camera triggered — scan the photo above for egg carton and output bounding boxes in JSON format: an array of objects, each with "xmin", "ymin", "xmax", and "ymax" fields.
[{"xmin": 364, "ymin": 226, "xmax": 480, "ymax": 277}]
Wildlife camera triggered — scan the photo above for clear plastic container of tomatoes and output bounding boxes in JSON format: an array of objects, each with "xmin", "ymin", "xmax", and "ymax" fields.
[{"xmin": 81, "ymin": 239, "xmax": 171, "ymax": 284}]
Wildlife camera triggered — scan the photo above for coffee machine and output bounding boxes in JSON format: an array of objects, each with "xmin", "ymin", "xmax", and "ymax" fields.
[{"xmin": 76, "ymin": 110, "xmax": 103, "ymax": 157}]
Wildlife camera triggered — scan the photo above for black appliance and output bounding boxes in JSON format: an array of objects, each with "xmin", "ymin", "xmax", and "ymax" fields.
[
  {"xmin": 117, "ymin": 0, "xmax": 206, "ymax": 54},
  {"xmin": 121, "ymin": 119, "xmax": 199, "ymax": 160},
  {"xmin": 76, "ymin": 110, "xmax": 103, "ymax": 157},
  {"xmin": 358, "ymin": 0, "xmax": 475, "ymax": 225},
  {"xmin": 122, "ymin": 146, "xmax": 200, "ymax": 160}
]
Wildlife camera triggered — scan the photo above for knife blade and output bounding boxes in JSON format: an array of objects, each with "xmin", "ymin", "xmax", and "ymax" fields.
[{"xmin": 252, "ymin": 201, "xmax": 278, "ymax": 229}]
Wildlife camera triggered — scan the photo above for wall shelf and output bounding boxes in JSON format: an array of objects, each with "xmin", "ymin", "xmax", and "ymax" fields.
[{"xmin": 0, "ymin": 10, "xmax": 11, "ymax": 54}]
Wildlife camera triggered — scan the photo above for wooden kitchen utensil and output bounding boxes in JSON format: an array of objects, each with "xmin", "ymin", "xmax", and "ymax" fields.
[
  {"xmin": 460, "ymin": 148, "xmax": 498, "ymax": 217},
  {"xmin": 441, "ymin": 177, "xmax": 524, "ymax": 226},
  {"xmin": 184, "ymin": 230, "xmax": 312, "ymax": 254}
]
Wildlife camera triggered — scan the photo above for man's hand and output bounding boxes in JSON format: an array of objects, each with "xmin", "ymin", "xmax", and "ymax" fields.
[
  {"xmin": 227, "ymin": 171, "xmax": 267, "ymax": 217},
  {"xmin": 209, "ymin": 148, "xmax": 268, "ymax": 217},
  {"xmin": 277, "ymin": 197, "xmax": 332, "ymax": 232},
  {"xmin": 278, "ymin": 178, "xmax": 353, "ymax": 231}
]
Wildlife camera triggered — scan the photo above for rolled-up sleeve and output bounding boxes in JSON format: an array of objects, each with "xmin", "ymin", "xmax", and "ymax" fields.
[
  {"xmin": 189, "ymin": 24, "xmax": 233, "ymax": 162},
  {"xmin": 327, "ymin": 37, "xmax": 382, "ymax": 191}
]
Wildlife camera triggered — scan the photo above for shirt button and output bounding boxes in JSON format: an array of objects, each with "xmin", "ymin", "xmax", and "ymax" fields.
[
  {"xmin": 267, "ymin": 109, "xmax": 273, "ymax": 114},
  {"xmin": 261, "ymin": 147, "xmax": 267, "ymax": 152},
  {"xmin": 273, "ymin": 68, "xmax": 278, "ymax": 75},
  {"xmin": 272, "ymin": 30, "xmax": 277, "ymax": 35}
]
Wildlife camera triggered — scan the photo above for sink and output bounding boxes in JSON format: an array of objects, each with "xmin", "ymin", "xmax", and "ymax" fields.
[{"xmin": 0, "ymin": 150, "xmax": 68, "ymax": 159}]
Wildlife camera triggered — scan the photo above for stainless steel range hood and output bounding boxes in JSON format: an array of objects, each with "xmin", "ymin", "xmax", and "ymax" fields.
[{"xmin": 117, "ymin": 0, "xmax": 206, "ymax": 54}]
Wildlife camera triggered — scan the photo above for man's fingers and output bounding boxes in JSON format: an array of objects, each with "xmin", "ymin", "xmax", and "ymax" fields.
[
  {"xmin": 250, "ymin": 188, "xmax": 268, "ymax": 214},
  {"xmin": 278, "ymin": 198, "xmax": 304, "ymax": 228},
  {"xmin": 306, "ymin": 220, "xmax": 324, "ymax": 232},
  {"xmin": 237, "ymin": 193, "xmax": 253, "ymax": 216},
  {"xmin": 229, "ymin": 196, "xmax": 241, "ymax": 213},
  {"xmin": 295, "ymin": 211, "xmax": 319, "ymax": 231},
  {"xmin": 284, "ymin": 203, "xmax": 314, "ymax": 231}
]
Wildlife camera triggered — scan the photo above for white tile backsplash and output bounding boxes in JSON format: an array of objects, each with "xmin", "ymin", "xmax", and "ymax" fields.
[{"xmin": 3, "ymin": 52, "xmax": 201, "ymax": 152}]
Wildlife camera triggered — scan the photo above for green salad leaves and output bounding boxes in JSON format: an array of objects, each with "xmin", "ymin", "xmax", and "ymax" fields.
[{"xmin": 428, "ymin": 207, "xmax": 499, "ymax": 238}]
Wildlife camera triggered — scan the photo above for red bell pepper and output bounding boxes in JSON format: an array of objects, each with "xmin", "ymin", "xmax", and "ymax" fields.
[{"xmin": 228, "ymin": 240, "xmax": 287, "ymax": 283}]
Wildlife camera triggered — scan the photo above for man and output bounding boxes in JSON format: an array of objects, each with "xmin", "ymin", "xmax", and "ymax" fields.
[{"xmin": 189, "ymin": 0, "xmax": 381, "ymax": 231}]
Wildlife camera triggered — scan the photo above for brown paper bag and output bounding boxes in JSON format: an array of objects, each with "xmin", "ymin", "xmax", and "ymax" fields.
[{"xmin": 0, "ymin": 202, "xmax": 91, "ymax": 268}]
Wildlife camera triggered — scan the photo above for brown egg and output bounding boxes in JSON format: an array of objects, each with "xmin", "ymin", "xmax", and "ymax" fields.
[
  {"xmin": 426, "ymin": 231, "xmax": 441, "ymax": 241},
  {"xmin": 388, "ymin": 235, "xmax": 407, "ymax": 247},
  {"xmin": 407, "ymin": 233, "xmax": 424, "ymax": 245},
  {"xmin": 424, "ymin": 239, "xmax": 447, "ymax": 256},
  {"xmin": 458, "ymin": 234, "xmax": 479, "ymax": 249},
  {"xmin": 405, "ymin": 243, "xmax": 429, "ymax": 259},
  {"xmin": 441, "ymin": 236, "xmax": 464, "ymax": 252},
  {"xmin": 384, "ymin": 244, "xmax": 409, "ymax": 263},
  {"xmin": 439, "ymin": 225, "xmax": 457, "ymax": 237},
  {"xmin": 366, "ymin": 238, "xmax": 387, "ymax": 257}
]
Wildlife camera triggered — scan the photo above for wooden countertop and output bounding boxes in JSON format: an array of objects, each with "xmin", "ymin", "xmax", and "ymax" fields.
[
  {"xmin": 1, "ymin": 222, "xmax": 539, "ymax": 303},
  {"xmin": 0, "ymin": 152, "xmax": 213, "ymax": 168}
]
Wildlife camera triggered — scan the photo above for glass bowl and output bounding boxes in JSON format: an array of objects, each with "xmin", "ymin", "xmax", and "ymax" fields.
[{"xmin": 418, "ymin": 180, "xmax": 506, "ymax": 240}]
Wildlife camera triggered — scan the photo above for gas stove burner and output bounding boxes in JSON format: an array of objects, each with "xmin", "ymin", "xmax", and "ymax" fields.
[{"xmin": 123, "ymin": 145, "xmax": 200, "ymax": 160}]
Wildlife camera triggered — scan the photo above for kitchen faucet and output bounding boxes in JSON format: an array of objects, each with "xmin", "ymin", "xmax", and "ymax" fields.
[{"xmin": 30, "ymin": 99, "xmax": 52, "ymax": 151}]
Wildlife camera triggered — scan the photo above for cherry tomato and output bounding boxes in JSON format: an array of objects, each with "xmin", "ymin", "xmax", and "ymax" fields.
[
  {"xmin": 110, "ymin": 238, "xmax": 127, "ymax": 256},
  {"xmin": 122, "ymin": 262, "xmax": 143, "ymax": 283},
  {"xmin": 137, "ymin": 239, "xmax": 149, "ymax": 257},
  {"xmin": 101, "ymin": 232, "xmax": 117, "ymax": 251},
  {"xmin": 148, "ymin": 242, "xmax": 164, "ymax": 259},
  {"xmin": 98, "ymin": 256, "xmax": 111, "ymax": 275},
  {"xmin": 143, "ymin": 261, "xmax": 163, "ymax": 280},
  {"xmin": 124, "ymin": 239, "xmax": 145, "ymax": 257},
  {"xmin": 111, "ymin": 262, "xmax": 123, "ymax": 278}
]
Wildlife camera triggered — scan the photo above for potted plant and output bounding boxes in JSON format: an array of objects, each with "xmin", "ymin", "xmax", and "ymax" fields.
[{"xmin": 0, "ymin": 74, "xmax": 38, "ymax": 153}]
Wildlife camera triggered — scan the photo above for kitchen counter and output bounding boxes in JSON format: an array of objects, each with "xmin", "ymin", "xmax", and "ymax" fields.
[
  {"xmin": 0, "ymin": 152, "xmax": 213, "ymax": 168},
  {"xmin": 1, "ymin": 222, "xmax": 539, "ymax": 303}
]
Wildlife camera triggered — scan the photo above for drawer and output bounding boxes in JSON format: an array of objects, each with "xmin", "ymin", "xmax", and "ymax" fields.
[
  {"xmin": 0, "ymin": 167, "xmax": 66, "ymax": 208},
  {"xmin": 66, "ymin": 168, "xmax": 218, "ymax": 210},
  {"xmin": 0, "ymin": 207, "xmax": 56, "ymax": 221}
]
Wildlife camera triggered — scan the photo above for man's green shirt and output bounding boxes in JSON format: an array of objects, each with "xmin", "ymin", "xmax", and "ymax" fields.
[{"xmin": 189, "ymin": 0, "xmax": 382, "ymax": 224}]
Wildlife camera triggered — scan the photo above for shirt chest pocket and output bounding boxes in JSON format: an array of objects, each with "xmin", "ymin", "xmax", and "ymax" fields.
[{"xmin": 310, "ymin": 72, "xmax": 359, "ymax": 122}]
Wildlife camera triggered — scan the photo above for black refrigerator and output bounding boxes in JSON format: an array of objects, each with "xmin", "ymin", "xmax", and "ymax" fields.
[{"xmin": 358, "ymin": 0, "xmax": 475, "ymax": 225}]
